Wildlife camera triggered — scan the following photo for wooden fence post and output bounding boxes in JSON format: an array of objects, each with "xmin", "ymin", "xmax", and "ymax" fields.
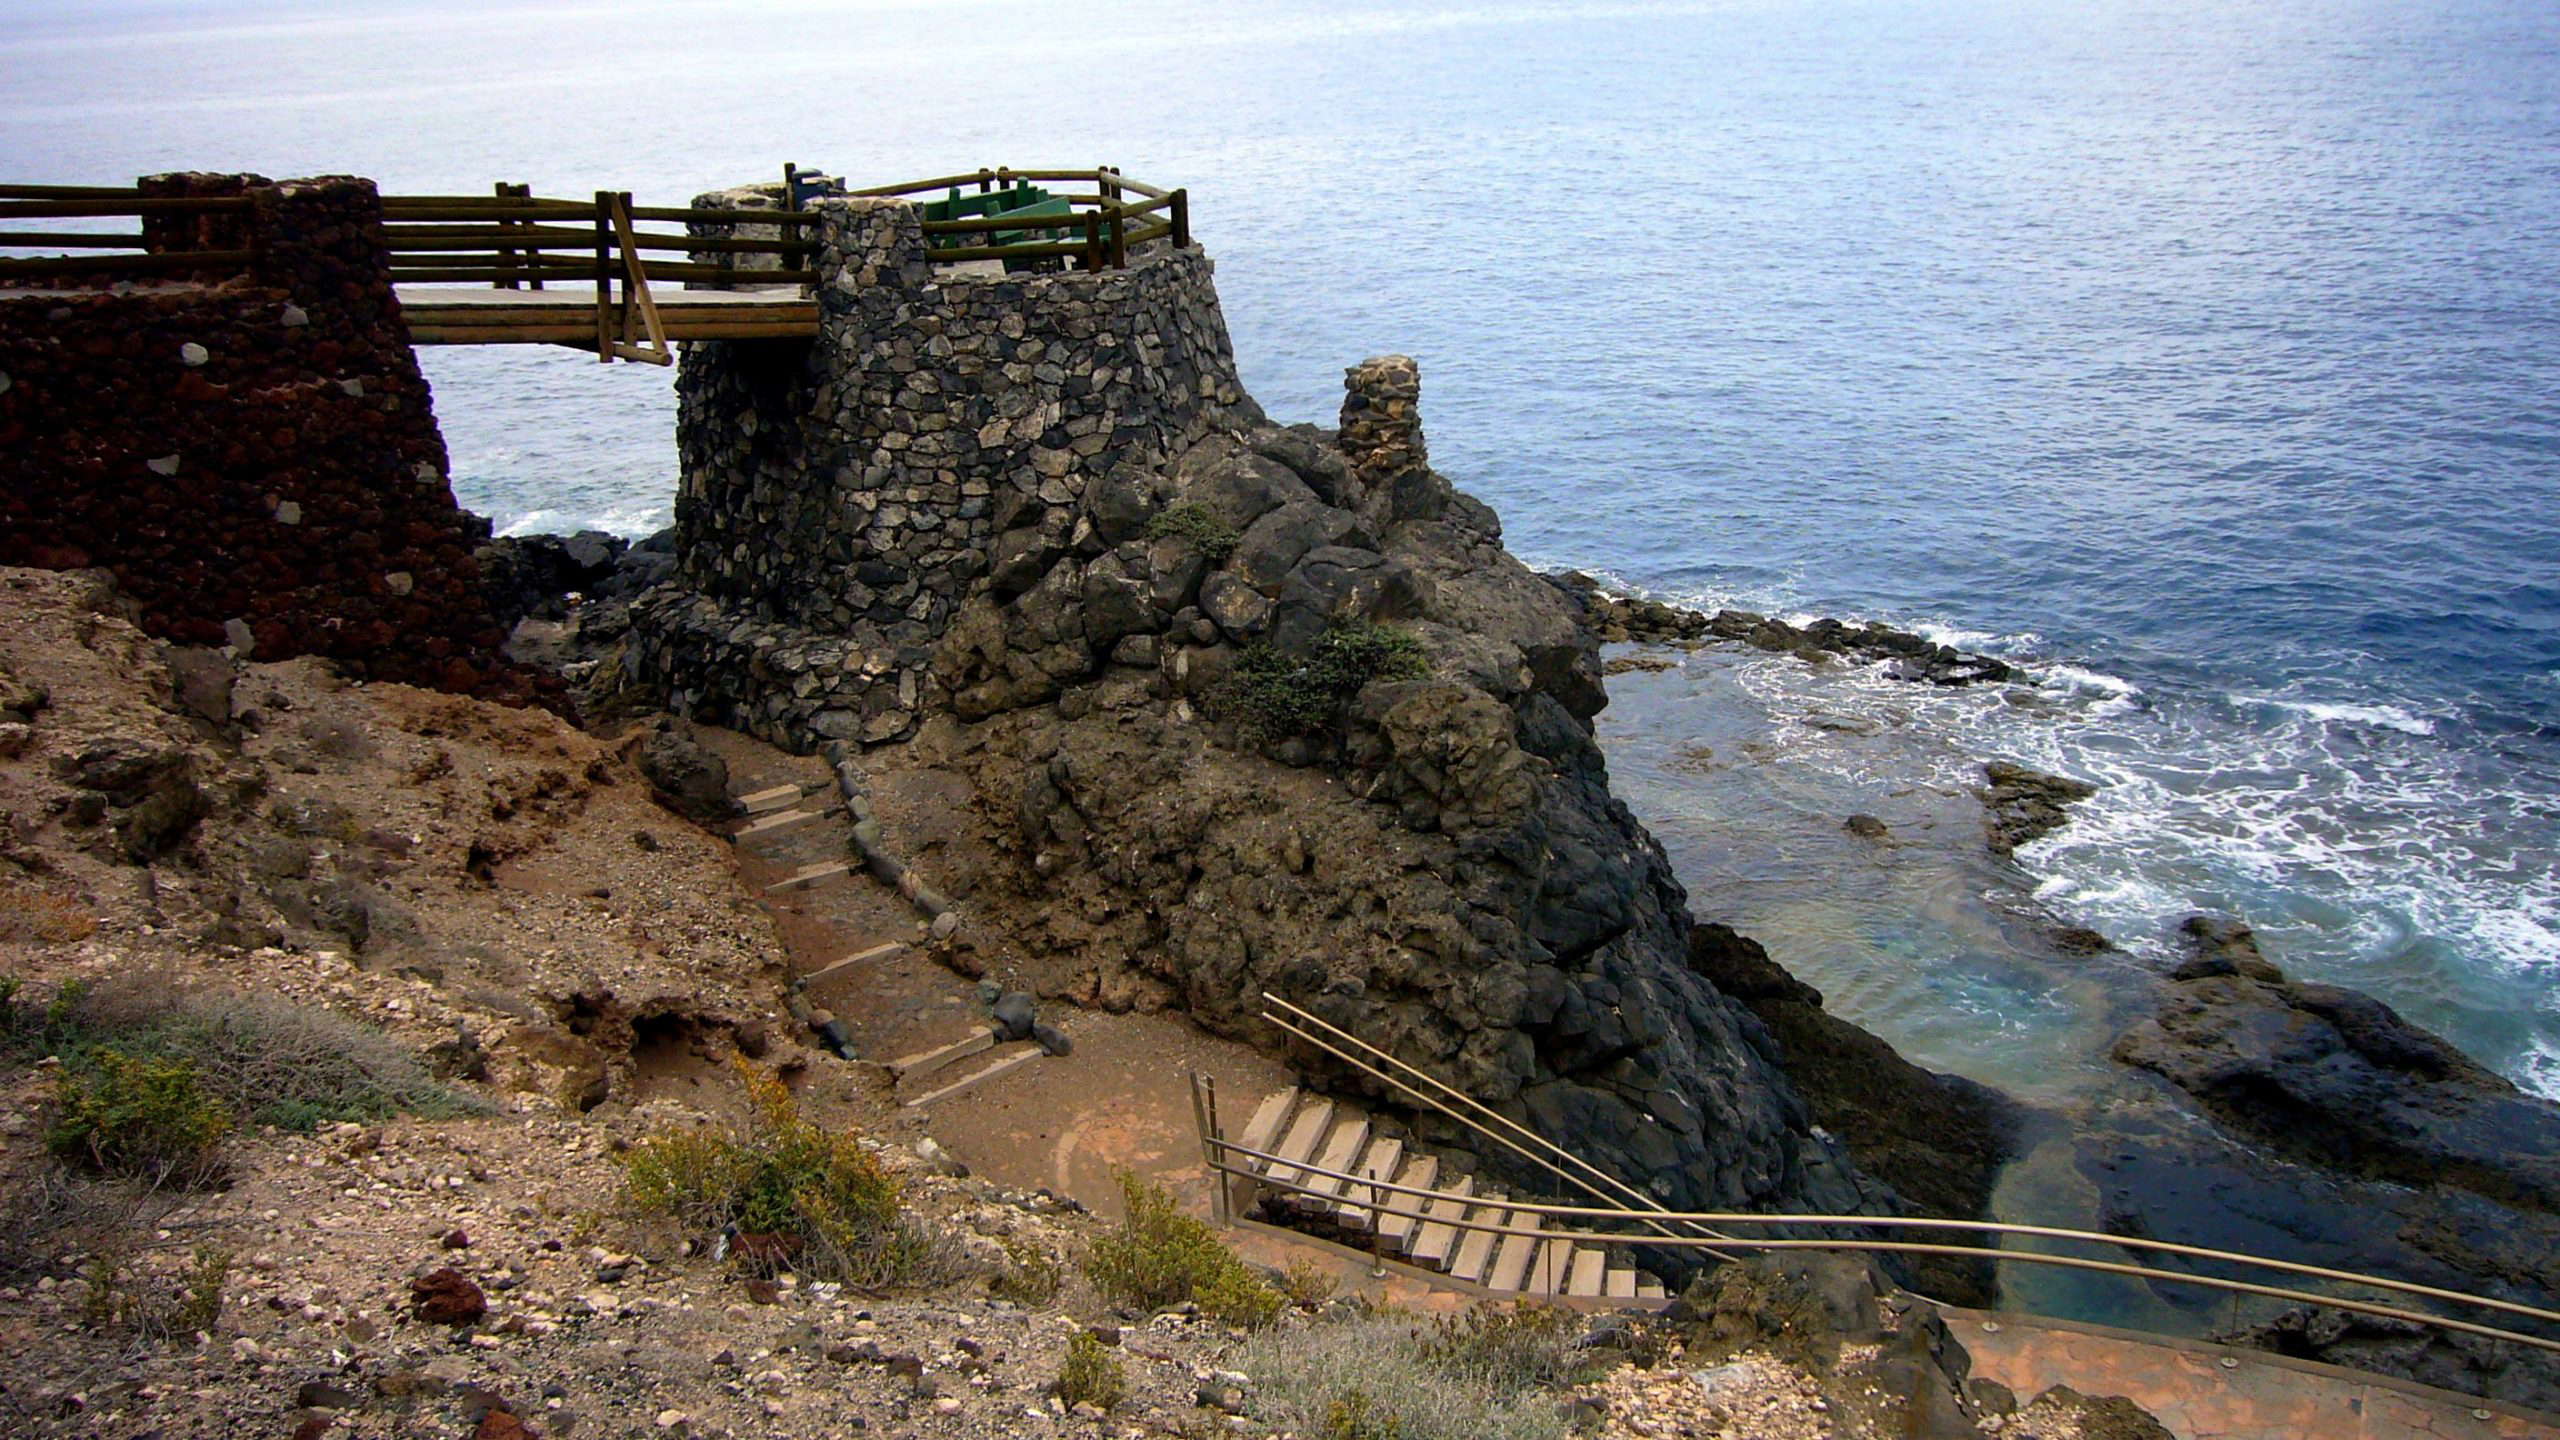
[
  {"xmin": 1172, "ymin": 188, "xmax": 1190, "ymax": 250},
  {"xmin": 592, "ymin": 189, "xmax": 613, "ymax": 363},
  {"xmin": 1081, "ymin": 212, "xmax": 1102, "ymax": 273}
]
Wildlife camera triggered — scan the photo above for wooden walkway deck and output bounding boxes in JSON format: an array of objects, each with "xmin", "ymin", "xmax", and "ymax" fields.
[{"xmin": 396, "ymin": 285, "xmax": 816, "ymax": 348}]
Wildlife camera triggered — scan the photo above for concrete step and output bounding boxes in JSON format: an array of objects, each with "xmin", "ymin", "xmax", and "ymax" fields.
[
  {"xmin": 734, "ymin": 806, "xmax": 827, "ymax": 840},
  {"xmin": 1407, "ymin": 1175, "xmax": 1475, "ymax": 1268},
  {"xmin": 1636, "ymin": 1276, "xmax": 1667, "ymax": 1300},
  {"xmin": 1373, "ymin": 1153, "xmax": 1437, "ymax": 1253},
  {"xmin": 765, "ymin": 860, "xmax": 850, "ymax": 893},
  {"xmin": 1604, "ymin": 1265, "xmax": 1638, "ymax": 1301},
  {"xmin": 1523, "ymin": 1238, "xmax": 1579, "ymax": 1297},
  {"xmin": 1299, "ymin": 1117, "xmax": 1371, "ymax": 1212},
  {"xmin": 1565, "ymin": 1247, "xmax": 1608, "ymax": 1298},
  {"xmin": 798, "ymin": 940, "xmax": 906, "ymax": 990},
  {"xmin": 882, "ymin": 1028, "xmax": 993, "ymax": 1083},
  {"xmin": 736, "ymin": 783, "xmax": 813, "ymax": 815},
  {"xmin": 1336, "ymin": 1136, "xmax": 1403, "ymax": 1233},
  {"xmin": 1448, "ymin": 1201, "xmax": 1512, "ymax": 1285},
  {"xmin": 900, "ymin": 1040, "xmax": 1041, "ymax": 1108},
  {"xmin": 1234, "ymin": 1088, "xmax": 1301, "ymax": 1161},
  {"xmin": 1263, "ymin": 1099, "xmax": 1336, "ymax": 1194},
  {"xmin": 1485, "ymin": 1224, "xmax": 1543, "ymax": 1293}
]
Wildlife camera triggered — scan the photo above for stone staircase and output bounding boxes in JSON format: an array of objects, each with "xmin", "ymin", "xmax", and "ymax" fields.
[
  {"xmin": 723, "ymin": 773, "xmax": 1045, "ymax": 1108},
  {"xmin": 1225, "ymin": 1087, "xmax": 1666, "ymax": 1302}
]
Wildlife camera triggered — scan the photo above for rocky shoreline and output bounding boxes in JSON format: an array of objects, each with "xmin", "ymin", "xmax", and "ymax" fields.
[{"xmin": 467, "ymin": 391, "xmax": 2560, "ymax": 1409}]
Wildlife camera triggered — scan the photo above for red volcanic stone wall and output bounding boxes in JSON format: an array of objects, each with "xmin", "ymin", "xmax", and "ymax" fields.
[{"xmin": 0, "ymin": 173, "xmax": 531, "ymax": 701}]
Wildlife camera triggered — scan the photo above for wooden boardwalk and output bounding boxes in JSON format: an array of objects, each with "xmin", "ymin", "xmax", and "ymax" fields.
[{"xmin": 396, "ymin": 285, "xmax": 816, "ymax": 348}]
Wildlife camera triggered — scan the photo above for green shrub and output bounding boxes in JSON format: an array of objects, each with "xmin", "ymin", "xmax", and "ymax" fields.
[
  {"xmin": 1083, "ymin": 1170, "xmax": 1282, "ymax": 1327},
  {"xmin": 622, "ymin": 1060, "xmax": 948, "ymax": 1288},
  {"xmin": 1420, "ymin": 1302, "xmax": 1589, "ymax": 1393},
  {"xmin": 48, "ymin": 1049, "xmax": 233, "ymax": 1183},
  {"xmin": 1220, "ymin": 622, "xmax": 1429, "ymax": 741},
  {"xmin": 1281, "ymin": 1255, "xmax": 1341, "ymax": 1308},
  {"xmin": 1055, "ymin": 1330, "xmax": 1127, "ymax": 1412},
  {"xmin": 5, "ymin": 977, "xmax": 478, "ymax": 1136},
  {"xmin": 989, "ymin": 1236, "xmax": 1064, "ymax": 1306},
  {"xmin": 76, "ymin": 1241, "xmax": 231, "ymax": 1338},
  {"xmin": 1235, "ymin": 1309, "xmax": 1573, "ymax": 1440},
  {"xmin": 1143, "ymin": 503, "xmax": 1241, "ymax": 562},
  {"xmin": 1323, "ymin": 1390, "xmax": 1407, "ymax": 1440}
]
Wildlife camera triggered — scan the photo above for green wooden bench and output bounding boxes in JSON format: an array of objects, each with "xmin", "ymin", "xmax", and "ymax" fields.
[{"xmin": 920, "ymin": 184, "xmax": 1080, "ymax": 268}]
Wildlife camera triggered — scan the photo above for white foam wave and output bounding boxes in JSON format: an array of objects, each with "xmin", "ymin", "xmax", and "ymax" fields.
[{"xmin": 2258, "ymin": 697, "xmax": 2439, "ymax": 736}]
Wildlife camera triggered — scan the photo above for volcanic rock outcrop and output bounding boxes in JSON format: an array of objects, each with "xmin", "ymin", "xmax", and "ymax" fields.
[{"xmin": 864, "ymin": 358, "xmax": 1875, "ymax": 1225}]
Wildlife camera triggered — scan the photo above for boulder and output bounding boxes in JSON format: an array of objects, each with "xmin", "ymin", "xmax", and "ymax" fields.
[
  {"xmin": 635, "ymin": 721, "xmax": 736, "ymax": 825},
  {"xmin": 1977, "ymin": 761, "xmax": 2097, "ymax": 855}
]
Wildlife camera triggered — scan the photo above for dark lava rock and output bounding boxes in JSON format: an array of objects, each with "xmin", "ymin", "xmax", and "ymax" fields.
[
  {"xmin": 408, "ymin": 1267, "xmax": 486, "ymax": 1325},
  {"xmin": 61, "ymin": 739, "xmax": 210, "ymax": 861},
  {"xmin": 2114, "ymin": 925, "xmax": 2560, "ymax": 1209},
  {"xmin": 475, "ymin": 531, "xmax": 629, "ymax": 629},
  {"xmin": 921, "ymin": 404, "xmax": 1870, "ymax": 1240},
  {"xmin": 2081, "ymin": 919, "xmax": 2560, "ymax": 1408},
  {"xmin": 2168, "ymin": 914, "xmax": 2284, "ymax": 982},
  {"xmin": 2218, "ymin": 1307, "xmax": 2560, "ymax": 1415},
  {"xmin": 1977, "ymin": 760, "xmax": 2097, "ymax": 855},
  {"xmin": 635, "ymin": 720, "xmax": 736, "ymax": 824},
  {"xmin": 1687, "ymin": 924, "xmax": 2023, "ymax": 1306},
  {"xmin": 1843, "ymin": 813, "xmax": 1891, "ymax": 840},
  {"xmin": 1547, "ymin": 573, "xmax": 2017, "ymax": 686},
  {"xmin": 991, "ymin": 991, "xmax": 1037, "ymax": 1042}
]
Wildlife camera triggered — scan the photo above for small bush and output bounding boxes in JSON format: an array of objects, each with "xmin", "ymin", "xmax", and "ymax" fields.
[
  {"xmin": 622, "ymin": 1060, "xmax": 949, "ymax": 1289},
  {"xmin": 0, "ymin": 880, "xmax": 98, "ymax": 944},
  {"xmin": 4, "ymin": 977, "xmax": 478, "ymax": 1141},
  {"xmin": 989, "ymin": 1236, "xmax": 1064, "ymax": 1306},
  {"xmin": 1420, "ymin": 1302, "xmax": 1588, "ymax": 1393},
  {"xmin": 1235, "ymin": 1309, "xmax": 1573, "ymax": 1440},
  {"xmin": 1055, "ymin": 1330, "xmax": 1127, "ymax": 1412},
  {"xmin": 1143, "ymin": 502, "xmax": 1241, "ymax": 562},
  {"xmin": 48, "ymin": 1050, "xmax": 233, "ymax": 1184},
  {"xmin": 1220, "ymin": 622, "xmax": 1429, "ymax": 741},
  {"xmin": 77, "ymin": 1241, "xmax": 231, "ymax": 1339},
  {"xmin": 1083, "ymin": 1170, "xmax": 1282, "ymax": 1327},
  {"xmin": 1323, "ymin": 1390, "xmax": 1407, "ymax": 1440},
  {"xmin": 1281, "ymin": 1256, "xmax": 1340, "ymax": 1308}
]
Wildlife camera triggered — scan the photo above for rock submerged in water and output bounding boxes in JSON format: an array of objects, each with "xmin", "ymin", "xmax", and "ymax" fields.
[{"xmin": 1976, "ymin": 760, "xmax": 2097, "ymax": 856}]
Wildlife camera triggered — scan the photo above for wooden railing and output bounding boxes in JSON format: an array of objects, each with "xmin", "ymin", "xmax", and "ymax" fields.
[
  {"xmin": 1, "ymin": 169, "xmax": 1197, "ymax": 362},
  {"xmin": 0, "ymin": 184, "xmax": 257, "ymax": 282}
]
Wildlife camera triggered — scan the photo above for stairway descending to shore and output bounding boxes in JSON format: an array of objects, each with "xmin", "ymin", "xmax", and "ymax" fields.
[
  {"xmin": 722, "ymin": 773, "xmax": 1044, "ymax": 1108},
  {"xmin": 1222, "ymin": 1087, "xmax": 1666, "ymax": 1303}
]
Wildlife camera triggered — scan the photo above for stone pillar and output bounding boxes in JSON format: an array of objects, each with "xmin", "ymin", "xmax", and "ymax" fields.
[{"xmin": 1340, "ymin": 355, "xmax": 1446, "ymax": 526}]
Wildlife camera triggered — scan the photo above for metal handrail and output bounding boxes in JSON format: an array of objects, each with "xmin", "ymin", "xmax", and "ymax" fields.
[
  {"xmin": 1259, "ymin": 994, "xmax": 1741, "ymax": 1259},
  {"xmin": 1208, "ymin": 1131, "xmax": 2560, "ymax": 1354}
]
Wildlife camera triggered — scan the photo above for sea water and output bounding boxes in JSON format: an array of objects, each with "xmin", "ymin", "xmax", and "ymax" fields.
[{"xmin": 5, "ymin": 0, "xmax": 2554, "ymax": 1096}]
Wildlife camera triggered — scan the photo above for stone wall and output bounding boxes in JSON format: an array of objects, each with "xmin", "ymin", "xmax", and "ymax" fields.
[
  {"xmin": 630, "ymin": 195, "xmax": 1249, "ymax": 750},
  {"xmin": 0, "ymin": 174, "xmax": 527, "ymax": 699}
]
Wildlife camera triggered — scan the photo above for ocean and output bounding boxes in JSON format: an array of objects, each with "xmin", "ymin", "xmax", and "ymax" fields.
[{"xmin": 5, "ymin": 0, "xmax": 2555, "ymax": 1098}]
